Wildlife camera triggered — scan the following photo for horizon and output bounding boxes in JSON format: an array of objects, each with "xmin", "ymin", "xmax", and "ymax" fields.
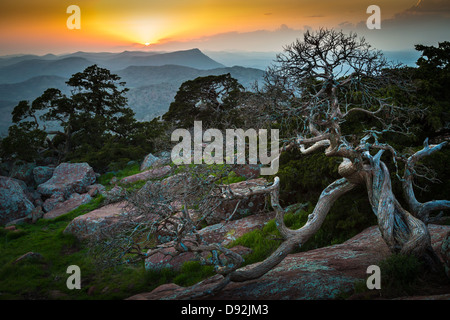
[{"xmin": 1, "ymin": 1, "xmax": 449, "ymax": 56}]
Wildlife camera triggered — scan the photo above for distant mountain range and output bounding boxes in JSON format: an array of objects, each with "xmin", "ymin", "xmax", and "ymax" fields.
[
  {"xmin": 0, "ymin": 48, "xmax": 420, "ymax": 135},
  {"xmin": 0, "ymin": 49, "xmax": 265, "ymax": 135}
]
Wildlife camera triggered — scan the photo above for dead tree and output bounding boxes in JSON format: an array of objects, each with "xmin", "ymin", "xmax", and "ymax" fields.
[
  {"xmin": 94, "ymin": 29, "xmax": 449, "ymax": 296},
  {"xmin": 228, "ymin": 29, "xmax": 450, "ymax": 282}
]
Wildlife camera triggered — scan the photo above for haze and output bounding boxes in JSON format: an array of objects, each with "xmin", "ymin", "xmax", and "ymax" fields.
[{"xmin": 1, "ymin": 0, "xmax": 449, "ymax": 55}]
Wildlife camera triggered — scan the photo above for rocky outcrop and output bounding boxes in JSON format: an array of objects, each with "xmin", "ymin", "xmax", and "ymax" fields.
[
  {"xmin": 198, "ymin": 211, "xmax": 276, "ymax": 246},
  {"xmin": 64, "ymin": 201, "xmax": 132, "ymax": 240},
  {"xmin": 33, "ymin": 166, "xmax": 55, "ymax": 185},
  {"xmin": 145, "ymin": 245, "xmax": 253, "ymax": 272},
  {"xmin": 119, "ymin": 166, "xmax": 171, "ymax": 185},
  {"xmin": 128, "ymin": 224, "xmax": 450, "ymax": 300},
  {"xmin": 205, "ymin": 178, "xmax": 268, "ymax": 225},
  {"xmin": 43, "ymin": 193, "xmax": 93, "ymax": 219},
  {"xmin": 144, "ymin": 212, "xmax": 275, "ymax": 271},
  {"xmin": 140, "ymin": 153, "xmax": 160, "ymax": 171},
  {"xmin": 10, "ymin": 162, "xmax": 36, "ymax": 186},
  {"xmin": 37, "ymin": 162, "xmax": 96, "ymax": 198},
  {"xmin": 0, "ymin": 176, "xmax": 35, "ymax": 225}
]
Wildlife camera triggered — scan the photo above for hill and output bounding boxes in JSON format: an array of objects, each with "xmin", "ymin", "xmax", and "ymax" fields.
[
  {"xmin": 118, "ymin": 65, "xmax": 264, "ymax": 120},
  {"xmin": 104, "ymin": 48, "xmax": 225, "ymax": 70},
  {"xmin": 0, "ymin": 62, "xmax": 264, "ymax": 134},
  {"xmin": 0, "ymin": 57, "xmax": 93, "ymax": 84}
]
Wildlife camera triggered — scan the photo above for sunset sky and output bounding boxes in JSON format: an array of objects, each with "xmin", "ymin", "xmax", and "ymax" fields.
[{"xmin": 1, "ymin": 0, "xmax": 449, "ymax": 55}]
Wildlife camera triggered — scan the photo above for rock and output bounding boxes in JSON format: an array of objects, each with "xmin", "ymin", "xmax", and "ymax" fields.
[
  {"xmin": 145, "ymin": 244, "xmax": 252, "ymax": 272},
  {"xmin": 199, "ymin": 211, "xmax": 276, "ymax": 246},
  {"xmin": 10, "ymin": 162, "xmax": 36, "ymax": 185},
  {"xmin": 144, "ymin": 212, "xmax": 274, "ymax": 272},
  {"xmin": 129, "ymin": 224, "xmax": 450, "ymax": 300},
  {"xmin": 33, "ymin": 166, "xmax": 55, "ymax": 185},
  {"xmin": 42, "ymin": 192, "xmax": 65, "ymax": 212},
  {"xmin": 206, "ymin": 178, "xmax": 268, "ymax": 225},
  {"xmin": 110, "ymin": 177, "xmax": 118, "ymax": 186},
  {"xmin": 234, "ymin": 164, "xmax": 260, "ymax": 179},
  {"xmin": 43, "ymin": 193, "xmax": 93, "ymax": 219},
  {"xmin": 5, "ymin": 217, "xmax": 27, "ymax": 226},
  {"xmin": 64, "ymin": 201, "xmax": 132, "ymax": 240},
  {"xmin": 37, "ymin": 162, "xmax": 96, "ymax": 198},
  {"xmin": 139, "ymin": 173, "xmax": 191, "ymax": 201},
  {"xmin": 0, "ymin": 176, "xmax": 35, "ymax": 225},
  {"xmin": 7, "ymin": 177, "xmax": 28, "ymax": 192},
  {"xmin": 140, "ymin": 153, "xmax": 160, "ymax": 171},
  {"xmin": 4, "ymin": 225, "xmax": 16, "ymax": 231},
  {"xmin": 13, "ymin": 252, "xmax": 43, "ymax": 265},
  {"xmin": 30, "ymin": 206, "xmax": 44, "ymax": 223},
  {"xmin": 0, "ymin": 161, "xmax": 13, "ymax": 176},
  {"xmin": 103, "ymin": 186, "xmax": 126, "ymax": 202},
  {"xmin": 86, "ymin": 184, "xmax": 106, "ymax": 197},
  {"xmin": 120, "ymin": 166, "xmax": 171, "ymax": 185},
  {"xmin": 145, "ymin": 247, "xmax": 196, "ymax": 271}
]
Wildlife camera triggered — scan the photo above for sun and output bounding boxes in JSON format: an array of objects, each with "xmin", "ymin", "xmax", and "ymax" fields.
[{"xmin": 144, "ymin": 42, "xmax": 151, "ymax": 46}]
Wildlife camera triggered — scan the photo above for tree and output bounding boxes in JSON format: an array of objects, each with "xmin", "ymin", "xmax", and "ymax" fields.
[
  {"xmin": 414, "ymin": 41, "xmax": 450, "ymax": 134},
  {"xmin": 162, "ymin": 74, "xmax": 244, "ymax": 129},
  {"xmin": 3, "ymin": 65, "xmax": 144, "ymax": 169},
  {"xmin": 89, "ymin": 30, "xmax": 449, "ymax": 297}
]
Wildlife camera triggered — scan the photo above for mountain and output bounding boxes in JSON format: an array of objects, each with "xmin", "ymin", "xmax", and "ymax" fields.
[
  {"xmin": 205, "ymin": 51, "xmax": 278, "ymax": 70},
  {"xmin": 0, "ymin": 75, "xmax": 68, "ymax": 102},
  {"xmin": 0, "ymin": 54, "xmax": 58, "ymax": 68},
  {"xmin": 119, "ymin": 65, "xmax": 265, "ymax": 121},
  {"xmin": 0, "ymin": 49, "xmax": 226, "ymax": 85},
  {"xmin": 0, "ymin": 61, "xmax": 264, "ymax": 134},
  {"xmin": 0, "ymin": 57, "xmax": 93, "ymax": 84},
  {"xmin": 103, "ymin": 48, "xmax": 225, "ymax": 70}
]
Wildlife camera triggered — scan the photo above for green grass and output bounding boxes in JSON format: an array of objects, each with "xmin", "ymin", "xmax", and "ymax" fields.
[
  {"xmin": 0, "ymin": 194, "xmax": 228, "ymax": 300},
  {"xmin": 98, "ymin": 163, "xmax": 142, "ymax": 187},
  {"xmin": 0, "ymin": 196, "xmax": 163, "ymax": 300}
]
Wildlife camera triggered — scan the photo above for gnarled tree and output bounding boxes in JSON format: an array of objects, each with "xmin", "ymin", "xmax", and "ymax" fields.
[{"xmin": 94, "ymin": 29, "xmax": 449, "ymax": 297}]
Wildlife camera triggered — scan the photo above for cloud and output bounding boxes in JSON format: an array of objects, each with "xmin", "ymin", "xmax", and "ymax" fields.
[
  {"xmin": 148, "ymin": 25, "xmax": 307, "ymax": 52},
  {"xmin": 401, "ymin": 0, "xmax": 450, "ymax": 16},
  {"xmin": 338, "ymin": 0, "xmax": 450, "ymax": 51}
]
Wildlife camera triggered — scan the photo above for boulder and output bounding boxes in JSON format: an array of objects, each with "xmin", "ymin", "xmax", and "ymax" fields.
[
  {"xmin": 144, "ymin": 212, "xmax": 274, "ymax": 272},
  {"xmin": 42, "ymin": 192, "xmax": 65, "ymax": 213},
  {"xmin": 205, "ymin": 178, "xmax": 268, "ymax": 225},
  {"xmin": 119, "ymin": 166, "xmax": 171, "ymax": 185},
  {"xmin": 103, "ymin": 186, "xmax": 126, "ymax": 202},
  {"xmin": 129, "ymin": 224, "xmax": 450, "ymax": 300},
  {"xmin": 233, "ymin": 164, "xmax": 260, "ymax": 179},
  {"xmin": 37, "ymin": 162, "xmax": 96, "ymax": 198},
  {"xmin": 145, "ymin": 244, "xmax": 253, "ymax": 272},
  {"xmin": 0, "ymin": 176, "xmax": 35, "ymax": 225},
  {"xmin": 33, "ymin": 166, "xmax": 55, "ymax": 185},
  {"xmin": 43, "ymin": 193, "xmax": 93, "ymax": 219},
  {"xmin": 199, "ymin": 211, "xmax": 276, "ymax": 246},
  {"xmin": 145, "ymin": 247, "xmax": 196, "ymax": 271},
  {"xmin": 140, "ymin": 153, "xmax": 160, "ymax": 171},
  {"xmin": 64, "ymin": 201, "xmax": 132, "ymax": 240},
  {"xmin": 10, "ymin": 162, "xmax": 36, "ymax": 185},
  {"xmin": 139, "ymin": 173, "xmax": 191, "ymax": 201},
  {"xmin": 86, "ymin": 184, "xmax": 106, "ymax": 197}
]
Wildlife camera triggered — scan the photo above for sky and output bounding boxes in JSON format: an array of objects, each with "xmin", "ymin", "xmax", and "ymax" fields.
[{"xmin": 0, "ymin": 0, "xmax": 449, "ymax": 55}]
